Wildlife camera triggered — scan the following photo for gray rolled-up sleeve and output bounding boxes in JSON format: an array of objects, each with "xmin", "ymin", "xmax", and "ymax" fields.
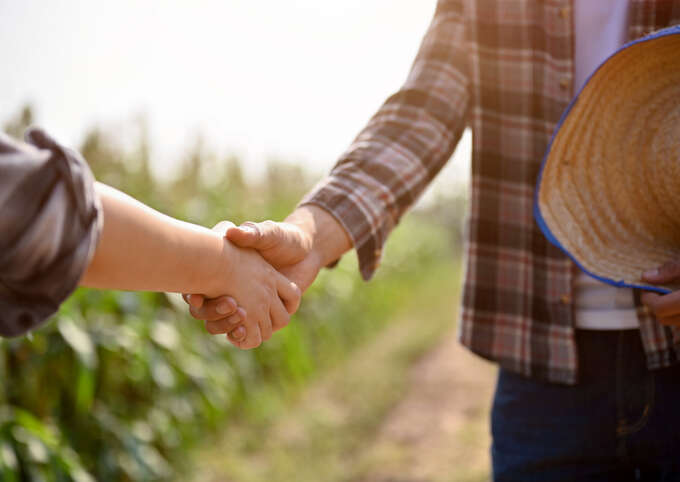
[{"xmin": 0, "ymin": 127, "xmax": 102, "ymax": 337}]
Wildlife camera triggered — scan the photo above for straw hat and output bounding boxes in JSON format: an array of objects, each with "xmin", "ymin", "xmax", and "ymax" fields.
[{"xmin": 535, "ymin": 25, "xmax": 680, "ymax": 294}]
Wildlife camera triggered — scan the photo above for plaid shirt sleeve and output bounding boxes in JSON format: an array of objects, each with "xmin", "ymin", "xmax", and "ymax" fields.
[
  {"xmin": 300, "ymin": 0, "xmax": 470, "ymax": 280},
  {"xmin": 0, "ymin": 128, "xmax": 102, "ymax": 337}
]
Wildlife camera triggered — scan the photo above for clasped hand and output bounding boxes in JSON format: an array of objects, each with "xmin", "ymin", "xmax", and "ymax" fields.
[
  {"xmin": 184, "ymin": 206, "xmax": 352, "ymax": 349},
  {"xmin": 187, "ymin": 216, "xmax": 321, "ymax": 349},
  {"xmin": 194, "ymin": 221, "xmax": 305, "ymax": 349}
]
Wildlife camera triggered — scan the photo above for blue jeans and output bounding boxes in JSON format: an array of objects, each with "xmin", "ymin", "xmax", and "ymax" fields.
[{"xmin": 491, "ymin": 330, "xmax": 680, "ymax": 481}]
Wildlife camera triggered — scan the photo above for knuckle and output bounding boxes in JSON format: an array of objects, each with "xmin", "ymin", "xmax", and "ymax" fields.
[
  {"xmin": 242, "ymin": 221, "xmax": 262, "ymax": 239},
  {"xmin": 264, "ymin": 284, "xmax": 276, "ymax": 299}
]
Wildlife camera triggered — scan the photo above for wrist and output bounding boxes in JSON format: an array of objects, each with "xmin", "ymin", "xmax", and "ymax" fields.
[
  {"xmin": 190, "ymin": 229, "xmax": 237, "ymax": 297},
  {"xmin": 286, "ymin": 205, "xmax": 352, "ymax": 268},
  {"xmin": 212, "ymin": 238, "xmax": 245, "ymax": 298}
]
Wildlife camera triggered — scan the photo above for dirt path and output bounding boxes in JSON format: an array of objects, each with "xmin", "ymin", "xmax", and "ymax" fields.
[
  {"xmin": 355, "ymin": 331, "xmax": 497, "ymax": 482},
  {"xmin": 194, "ymin": 297, "xmax": 497, "ymax": 482}
]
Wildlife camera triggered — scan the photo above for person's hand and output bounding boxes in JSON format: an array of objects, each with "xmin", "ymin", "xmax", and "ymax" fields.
[
  {"xmin": 202, "ymin": 221, "xmax": 301, "ymax": 349},
  {"xmin": 227, "ymin": 220, "xmax": 318, "ymax": 290},
  {"xmin": 185, "ymin": 206, "xmax": 353, "ymax": 332},
  {"xmin": 640, "ymin": 260, "xmax": 680, "ymax": 326},
  {"xmin": 184, "ymin": 221, "xmax": 247, "ymax": 344},
  {"xmin": 183, "ymin": 293, "xmax": 248, "ymax": 343}
]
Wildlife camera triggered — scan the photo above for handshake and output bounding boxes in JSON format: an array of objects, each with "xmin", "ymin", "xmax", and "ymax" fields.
[
  {"xmin": 181, "ymin": 206, "xmax": 352, "ymax": 349},
  {"xmin": 0, "ymin": 128, "xmax": 354, "ymax": 342}
]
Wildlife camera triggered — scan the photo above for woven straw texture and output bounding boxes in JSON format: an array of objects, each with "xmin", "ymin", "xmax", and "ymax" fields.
[{"xmin": 538, "ymin": 33, "xmax": 680, "ymax": 293}]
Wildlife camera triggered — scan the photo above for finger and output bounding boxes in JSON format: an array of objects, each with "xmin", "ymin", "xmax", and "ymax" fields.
[
  {"xmin": 228, "ymin": 220, "xmax": 287, "ymax": 251},
  {"xmin": 640, "ymin": 290, "xmax": 680, "ymax": 318},
  {"xmin": 233, "ymin": 307, "xmax": 247, "ymax": 322},
  {"xmin": 276, "ymin": 273, "xmax": 301, "ymax": 314},
  {"xmin": 217, "ymin": 296, "xmax": 239, "ymax": 315},
  {"xmin": 227, "ymin": 325, "xmax": 247, "ymax": 343},
  {"xmin": 185, "ymin": 294, "xmax": 205, "ymax": 309},
  {"xmin": 657, "ymin": 315, "xmax": 680, "ymax": 327},
  {"xmin": 204, "ymin": 312, "xmax": 244, "ymax": 335},
  {"xmin": 280, "ymin": 257, "xmax": 319, "ymax": 293},
  {"xmin": 270, "ymin": 299, "xmax": 291, "ymax": 332},
  {"xmin": 259, "ymin": 312, "xmax": 273, "ymax": 342},
  {"xmin": 212, "ymin": 220, "xmax": 237, "ymax": 236},
  {"xmin": 238, "ymin": 314, "xmax": 263, "ymax": 349},
  {"xmin": 226, "ymin": 222, "xmax": 263, "ymax": 248},
  {"xmin": 640, "ymin": 291, "xmax": 660, "ymax": 308},
  {"xmin": 189, "ymin": 296, "xmax": 239, "ymax": 321},
  {"xmin": 642, "ymin": 260, "xmax": 680, "ymax": 284}
]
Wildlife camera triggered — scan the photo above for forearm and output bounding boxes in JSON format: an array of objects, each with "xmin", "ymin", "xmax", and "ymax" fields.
[
  {"xmin": 299, "ymin": 1, "xmax": 468, "ymax": 281},
  {"xmin": 81, "ymin": 183, "xmax": 225, "ymax": 294}
]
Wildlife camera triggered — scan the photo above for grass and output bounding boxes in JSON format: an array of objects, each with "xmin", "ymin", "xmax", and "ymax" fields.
[
  {"xmin": 192, "ymin": 257, "xmax": 495, "ymax": 482},
  {"xmin": 1, "ymin": 106, "xmax": 477, "ymax": 481}
]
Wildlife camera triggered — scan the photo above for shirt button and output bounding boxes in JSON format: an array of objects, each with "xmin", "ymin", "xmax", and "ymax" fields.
[
  {"xmin": 558, "ymin": 6, "xmax": 570, "ymax": 19},
  {"xmin": 560, "ymin": 294, "xmax": 571, "ymax": 305},
  {"xmin": 559, "ymin": 77, "xmax": 570, "ymax": 90}
]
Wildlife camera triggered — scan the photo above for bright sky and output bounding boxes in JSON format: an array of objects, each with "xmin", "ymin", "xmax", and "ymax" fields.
[{"xmin": 1, "ymin": 0, "xmax": 470, "ymax": 193}]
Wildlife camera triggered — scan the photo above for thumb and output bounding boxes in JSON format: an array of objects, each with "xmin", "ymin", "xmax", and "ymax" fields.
[
  {"xmin": 643, "ymin": 260, "xmax": 680, "ymax": 284},
  {"xmin": 226, "ymin": 222, "xmax": 264, "ymax": 248},
  {"xmin": 211, "ymin": 220, "xmax": 236, "ymax": 236},
  {"xmin": 184, "ymin": 293, "xmax": 205, "ymax": 309}
]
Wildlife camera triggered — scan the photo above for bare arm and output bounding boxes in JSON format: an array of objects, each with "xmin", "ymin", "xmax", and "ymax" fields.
[
  {"xmin": 82, "ymin": 182, "xmax": 232, "ymax": 296},
  {"xmin": 1, "ymin": 128, "xmax": 301, "ymax": 346},
  {"xmin": 81, "ymin": 183, "xmax": 300, "ymax": 349}
]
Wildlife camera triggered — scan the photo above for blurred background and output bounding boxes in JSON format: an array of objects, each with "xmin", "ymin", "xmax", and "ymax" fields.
[{"xmin": 1, "ymin": 1, "xmax": 495, "ymax": 481}]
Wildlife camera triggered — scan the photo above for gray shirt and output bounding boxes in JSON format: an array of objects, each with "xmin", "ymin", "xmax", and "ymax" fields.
[{"xmin": 0, "ymin": 128, "xmax": 102, "ymax": 337}]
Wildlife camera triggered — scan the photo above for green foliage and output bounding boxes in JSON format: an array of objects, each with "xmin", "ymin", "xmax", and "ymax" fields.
[{"xmin": 1, "ymin": 106, "xmax": 464, "ymax": 480}]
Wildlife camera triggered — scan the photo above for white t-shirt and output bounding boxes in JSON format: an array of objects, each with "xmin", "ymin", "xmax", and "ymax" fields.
[{"xmin": 573, "ymin": 0, "xmax": 639, "ymax": 330}]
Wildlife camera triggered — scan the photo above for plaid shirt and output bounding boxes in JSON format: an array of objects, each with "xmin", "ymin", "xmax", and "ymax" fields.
[{"xmin": 302, "ymin": 0, "xmax": 680, "ymax": 385}]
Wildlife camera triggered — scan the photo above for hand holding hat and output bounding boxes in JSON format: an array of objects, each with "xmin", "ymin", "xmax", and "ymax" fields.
[
  {"xmin": 641, "ymin": 262, "xmax": 680, "ymax": 326},
  {"xmin": 534, "ymin": 25, "xmax": 680, "ymax": 324}
]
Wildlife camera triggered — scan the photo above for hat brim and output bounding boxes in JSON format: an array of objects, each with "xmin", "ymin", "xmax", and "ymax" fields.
[{"xmin": 535, "ymin": 25, "xmax": 680, "ymax": 295}]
